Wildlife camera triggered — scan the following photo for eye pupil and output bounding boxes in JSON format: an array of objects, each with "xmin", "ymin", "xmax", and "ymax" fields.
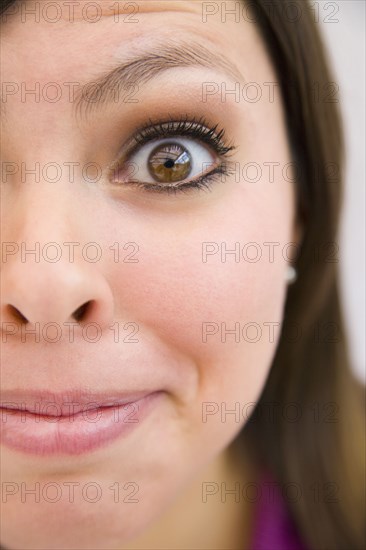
[{"xmin": 148, "ymin": 142, "xmax": 192, "ymax": 184}]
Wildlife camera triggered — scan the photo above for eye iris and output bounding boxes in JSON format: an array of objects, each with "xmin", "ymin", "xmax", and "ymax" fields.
[{"xmin": 148, "ymin": 142, "xmax": 192, "ymax": 183}]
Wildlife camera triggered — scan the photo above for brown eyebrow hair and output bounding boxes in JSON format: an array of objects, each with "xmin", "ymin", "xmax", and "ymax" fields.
[{"xmin": 72, "ymin": 40, "xmax": 245, "ymax": 122}]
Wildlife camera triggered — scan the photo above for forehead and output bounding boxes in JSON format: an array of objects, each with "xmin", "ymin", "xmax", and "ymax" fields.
[{"xmin": 0, "ymin": 0, "xmax": 269, "ymax": 80}]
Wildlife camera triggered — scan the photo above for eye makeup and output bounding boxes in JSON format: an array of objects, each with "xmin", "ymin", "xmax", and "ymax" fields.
[{"xmin": 108, "ymin": 116, "xmax": 237, "ymax": 196}]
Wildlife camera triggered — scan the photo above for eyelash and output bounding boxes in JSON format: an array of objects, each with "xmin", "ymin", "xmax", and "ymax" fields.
[{"xmin": 109, "ymin": 116, "xmax": 237, "ymax": 195}]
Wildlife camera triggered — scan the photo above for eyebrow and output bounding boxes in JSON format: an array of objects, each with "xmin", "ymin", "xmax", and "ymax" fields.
[{"xmin": 73, "ymin": 41, "xmax": 245, "ymax": 122}]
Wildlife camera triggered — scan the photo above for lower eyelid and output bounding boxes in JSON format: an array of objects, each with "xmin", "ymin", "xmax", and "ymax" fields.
[{"xmin": 129, "ymin": 162, "xmax": 235, "ymax": 196}]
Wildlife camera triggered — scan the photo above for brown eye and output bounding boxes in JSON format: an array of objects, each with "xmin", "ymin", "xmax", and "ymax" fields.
[
  {"xmin": 148, "ymin": 142, "xmax": 192, "ymax": 184},
  {"xmin": 114, "ymin": 135, "xmax": 219, "ymax": 190}
]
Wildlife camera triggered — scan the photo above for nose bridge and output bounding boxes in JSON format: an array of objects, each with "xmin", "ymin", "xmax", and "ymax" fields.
[
  {"xmin": 4, "ymin": 159, "xmax": 84, "ymax": 257},
  {"xmin": 0, "ymin": 167, "xmax": 115, "ymax": 329}
]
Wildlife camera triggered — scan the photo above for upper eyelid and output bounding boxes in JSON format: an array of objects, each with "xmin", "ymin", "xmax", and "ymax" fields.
[{"xmin": 117, "ymin": 118, "xmax": 236, "ymax": 161}]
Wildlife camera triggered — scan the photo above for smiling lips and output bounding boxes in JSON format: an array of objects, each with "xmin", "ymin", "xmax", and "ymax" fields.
[{"xmin": 0, "ymin": 389, "xmax": 163, "ymax": 456}]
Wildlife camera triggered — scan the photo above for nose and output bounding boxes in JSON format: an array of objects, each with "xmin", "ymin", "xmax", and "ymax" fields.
[
  {"xmin": 1, "ymin": 259, "xmax": 114, "ymax": 327},
  {"xmin": 1, "ymin": 189, "xmax": 114, "ymax": 330}
]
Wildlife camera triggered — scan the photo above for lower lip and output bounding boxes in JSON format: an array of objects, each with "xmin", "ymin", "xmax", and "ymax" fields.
[{"xmin": 0, "ymin": 392, "xmax": 162, "ymax": 456}]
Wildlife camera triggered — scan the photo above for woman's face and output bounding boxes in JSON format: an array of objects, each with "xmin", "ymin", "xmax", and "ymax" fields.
[{"xmin": 1, "ymin": 1, "xmax": 297, "ymax": 548}]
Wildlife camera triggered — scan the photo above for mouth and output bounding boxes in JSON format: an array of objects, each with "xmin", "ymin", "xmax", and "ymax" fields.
[{"xmin": 0, "ymin": 389, "xmax": 163, "ymax": 456}]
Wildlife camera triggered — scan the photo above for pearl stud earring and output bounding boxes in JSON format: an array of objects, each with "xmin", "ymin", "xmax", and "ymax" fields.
[{"xmin": 286, "ymin": 265, "xmax": 297, "ymax": 284}]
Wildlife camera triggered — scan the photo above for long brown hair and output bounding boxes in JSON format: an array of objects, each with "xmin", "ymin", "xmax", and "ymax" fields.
[
  {"xmin": 238, "ymin": 1, "xmax": 365, "ymax": 549},
  {"xmin": 1, "ymin": 1, "xmax": 364, "ymax": 549}
]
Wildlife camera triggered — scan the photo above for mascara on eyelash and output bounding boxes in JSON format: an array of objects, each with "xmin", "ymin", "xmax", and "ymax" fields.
[
  {"xmin": 112, "ymin": 116, "xmax": 237, "ymax": 164},
  {"xmin": 131, "ymin": 116, "xmax": 237, "ymax": 156}
]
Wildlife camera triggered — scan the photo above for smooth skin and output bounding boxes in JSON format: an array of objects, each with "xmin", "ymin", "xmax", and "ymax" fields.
[{"xmin": 0, "ymin": 1, "xmax": 299, "ymax": 549}]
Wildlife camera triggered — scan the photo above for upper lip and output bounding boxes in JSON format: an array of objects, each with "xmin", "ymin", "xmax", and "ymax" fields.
[{"xmin": 0, "ymin": 389, "xmax": 155, "ymax": 417}]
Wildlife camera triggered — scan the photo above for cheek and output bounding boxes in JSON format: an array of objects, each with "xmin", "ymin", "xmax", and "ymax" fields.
[{"xmin": 107, "ymin": 179, "xmax": 294, "ymax": 417}]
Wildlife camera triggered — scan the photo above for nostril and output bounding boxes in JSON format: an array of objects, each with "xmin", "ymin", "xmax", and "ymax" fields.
[
  {"xmin": 7, "ymin": 304, "xmax": 29, "ymax": 325},
  {"xmin": 73, "ymin": 301, "xmax": 93, "ymax": 323},
  {"xmin": 7, "ymin": 305, "xmax": 28, "ymax": 324}
]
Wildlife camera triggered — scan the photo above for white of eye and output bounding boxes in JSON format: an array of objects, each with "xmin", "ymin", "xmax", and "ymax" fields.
[{"xmin": 126, "ymin": 137, "xmax": 217, "ymax": 184}]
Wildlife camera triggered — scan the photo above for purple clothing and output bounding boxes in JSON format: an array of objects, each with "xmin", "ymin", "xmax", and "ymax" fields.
[{"xmin": 249, "ymin": 470, "xmax": 308, "ymax": 550}]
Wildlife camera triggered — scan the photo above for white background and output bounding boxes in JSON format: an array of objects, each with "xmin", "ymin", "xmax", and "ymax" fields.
[{"xmin": 319, "ymin": 0, "xmax": 365, "ymax": 382}]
